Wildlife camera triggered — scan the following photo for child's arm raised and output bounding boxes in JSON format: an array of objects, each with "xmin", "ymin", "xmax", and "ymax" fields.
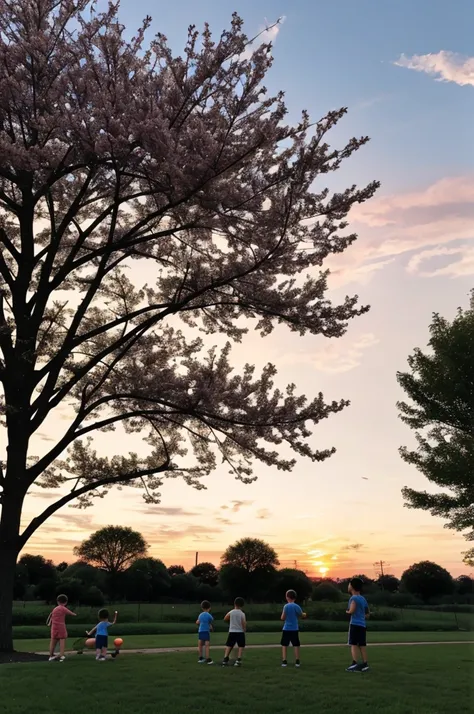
[
  {"xmin": 64, "ymin": 607, "xmax": 77, "ymax": 617},
  {"xmin": 86, "ymin": 625, "xmax": 98, "ymax": 637},
  {"xmin": 112, "ymin": 610, "xmax": 118, "ymax": 625}
]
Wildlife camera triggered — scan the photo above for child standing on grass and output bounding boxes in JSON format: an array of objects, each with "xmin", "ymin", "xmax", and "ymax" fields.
[
  {"xmin": 47, "ymin": 594, "xmax": 77, "ymax": 661},
  {"xmin": 87, "ymin": 608, "xmax": 118, "ymax": 661},
  {"xmin": 280, "ymin": 589, "xmax": 306, "ymax": 668},
  {"xmin": 196, "ymin": 600, "xmax": 214, "ymax": 665},
  {"xmin": 222, "ymin": 597, "xmax": 246, "ymax": 667},
  {"xmin": 346, "ymin": 577, "xmax": 370, "ymax": 672}
]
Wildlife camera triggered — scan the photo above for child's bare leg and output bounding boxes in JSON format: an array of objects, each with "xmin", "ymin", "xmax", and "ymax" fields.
[
  {"xmin": 96, "ymin": 648, "xmax": 101, "ymax": 658},
  {"xmin": 282, "ymin": 646, "xmax": 288, "ymax": 661},
  {"xmin": 224, "ymin": 646, "xmax": 232, "ymax": 659},
  {"xmin": 49, "ymin": 638, "xmax": 58, "ymax": 657},
  {"xmin": 237, "ymin": 647, "xmax": 243, "ymax": 659},
  {"xmin": 205, "ymin": 642, "xmax": 210, "ymax": 659},
  {"xmin": 198, "ymin": 641, "xmax": 203, "ymax": 658},
  {"xmin": 351, "ymin": 645, "xmax": 360, "ymax": 662},
  {"xmin": 101, "ymin": 646, "xmax": 107, "ymax": 658},
  {"xmin": 59, "ymin": 639, "xmax": 65, "ymax": 657},
  {"xmin": 360, "ymin": 646, "xmax": 367, "ymax": 662},
  {"xmin": 294, "ymin": 646, "xmax": 300, "ymax": 661}
]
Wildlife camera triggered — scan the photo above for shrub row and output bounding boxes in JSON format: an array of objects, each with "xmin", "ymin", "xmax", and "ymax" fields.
[{"xmin": 12, "ymin": 617, "xmax": 469, "ymax": 641}]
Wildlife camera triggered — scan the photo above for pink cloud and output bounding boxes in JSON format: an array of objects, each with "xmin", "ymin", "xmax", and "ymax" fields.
[{"xmin": 328, "ymin": 176, "xmax": 474, "ymax": 286}]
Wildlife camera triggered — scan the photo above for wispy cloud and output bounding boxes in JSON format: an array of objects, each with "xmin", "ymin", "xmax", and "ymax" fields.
[
  {"xmin": 281, "ymin": 333, "xmax": 379, "ymax": 374},
  {"xmin": 407, "ymin": 244, "xmax": 474, "ymax": 278},
  {"xmin": 241, "ymin": 17, "xmax": 285, "ymax": 60},
  {"xmin": 330, "ymin": 176, "xmax": 474, "ymax": 287},
  {"xmin": 134, "ymin": 505, "xmax": 201, "ymax": 517},
  {"xmin": 222, "ymin": 500, "xmax": 254, "ymax": 513},
  {"xmin": 256, "ymin": 508, "xmax": 272, "ymax": 520},
  {"xmin": 394, "ymin": 51, "xmax": 474, "ymax": 87}
]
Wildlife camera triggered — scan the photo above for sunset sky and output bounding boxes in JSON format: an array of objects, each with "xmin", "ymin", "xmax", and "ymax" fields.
[{"xmin": 16, "ymin": 0, "xmax": 474, "ymax": 578}]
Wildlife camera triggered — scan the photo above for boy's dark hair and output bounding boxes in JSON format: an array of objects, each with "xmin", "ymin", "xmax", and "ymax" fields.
[
  {"xmin": 234, "ymin": 597, "xmax": 245, "ymax": 608},
  {"xmin": 98, "ymin": 608, "xmax": 109, "ymax": 620},
  {"xmin": 286, "ymin": 590, "xmax": 297, "ymax": 600},
  {"xmin": 201, "ymin": 600, "xmax": 211, "ymax": 610},
  {"xmin": 350, "ymin": 577, "xmax": 364, "ymax": 592},
  {"xmin": 57, "ymin": 594, "xmax": 68, "ymax": 604}
]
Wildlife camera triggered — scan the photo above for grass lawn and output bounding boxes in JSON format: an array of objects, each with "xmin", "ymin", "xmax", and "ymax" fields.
[
  {"xmin": 15, "ymin": 629, "xmax": 474, "ymax": 653},
  {"xmin": 1, "ymin": 644, "xmax": 473, "ymax": 714}
]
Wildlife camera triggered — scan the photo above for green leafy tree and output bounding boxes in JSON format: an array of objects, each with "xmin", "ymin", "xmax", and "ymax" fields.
[
  {"xmin": 74, "ymin": 526, "xmax": 148, "ymax": 576},
  {"xmin": 312, "ymin": 582, "xmax": 342, "ymax": 602},
  {"xmin": 376, "ymin": 574, "xmax": 400, "ymax": 593},
  {"xmin": 168, "ymin": 565, "xmax": 186, "ymax": 577},
  {"xmin": 222, "ymin": 538, "xmax": 279, "ymax": 573},
  {"xmin": 125, "ymin": 558, "xmax": 171, "ymax": 601},
  {"xmin": 271, "ymin": 568, "xmax": 313, "ymax": 601},
  {"xmin": 398, "ymin": 295, "xmax": 474, "ymax": 564},
  {"xmin": 190, "ymin": 562, "xmax": 219, "ymax": 587},
  {"xmin": 0, "ymin": 0, "xmax": 378, "ymax": 651},
  {"xmin": 400, "ymin": 561, "xmax": 454, "ymax": 603}
]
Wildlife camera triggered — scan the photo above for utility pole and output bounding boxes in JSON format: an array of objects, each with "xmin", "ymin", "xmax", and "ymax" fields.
[
  {"xmin": 195, "ymin": 552, "xmax": 198, "ymax": 567},
  {"xmin": 374, "ymin": 560, "xmax": 390, "ymax": 587}
]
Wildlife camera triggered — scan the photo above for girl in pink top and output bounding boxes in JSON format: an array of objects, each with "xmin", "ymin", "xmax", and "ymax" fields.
[{"xmin": 47, "ymin": 594, "xmax": 76, "ymax": 661}]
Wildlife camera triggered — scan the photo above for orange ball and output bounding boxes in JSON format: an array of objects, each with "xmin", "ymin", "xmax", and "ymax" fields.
[
  {"xmin": 85, "ymin": 638, "xmax": 96, "ymax": 649},
  {"xmin": 114, "ymin": 638, "xmax": 123, "ymax": 648}
]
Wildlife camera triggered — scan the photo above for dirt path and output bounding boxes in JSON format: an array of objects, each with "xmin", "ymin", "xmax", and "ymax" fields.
[{"xmin": 39, "ymin": 640, "xmax": 474, "ymax": 657}]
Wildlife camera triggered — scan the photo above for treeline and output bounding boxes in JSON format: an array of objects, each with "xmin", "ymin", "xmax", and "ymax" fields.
[{"xmin": 15, "ymin": 530, "xmax": 474, "ymax": 607}]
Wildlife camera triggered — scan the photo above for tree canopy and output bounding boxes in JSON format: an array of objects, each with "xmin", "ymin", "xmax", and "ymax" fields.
[
  {"xmin": 222, "ymin": 538, "xmax": 279, "ymax": 573},
  {"xmin": 397, "ymin": 294, "xmax": 474, "ymax": 564},
  {"xmin": 400, "ymin": 561, "xmax": 453, "ymax": 602},
  {"xmin": 190, "ymin": 562, "xmax": 219, "ymax": 587},
  {"xmin": 74, "ymin": 526, "xmax": 148, "ymax": 574},
  {"xmin": 0, "ymin": 0, "xmax": 378, "ymax": 651}
]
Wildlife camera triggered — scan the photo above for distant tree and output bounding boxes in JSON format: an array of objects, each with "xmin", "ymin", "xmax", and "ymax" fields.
[
  {"xmin": 168, "ymin": 565, "xmax": 186, "ymax": 577},
  {"xmin": 57, "ymin": 578, "xmax": 83, "ymax": 604},
  {"xmin": 271, "ymin": 569, "xmax": 313, "ymax": 602},
  {"xmin": 74, "ymin": 527, "xmax": 148, "ymax": 576},
  {"xmin": 376, "ymin": 574, "xmax": 400, "ymax": 593},
  {"xmin": 56, "ymin": 562, "xmax": 69, "ymax": 573},
  {"xmin": 222, "ymin": 538, "xmax": 279, "ymax": 573},
  {"xmin": 80, "ymin": 586, "xmax": 105, "ymax": 607},
  {"xmin": 190, "ymin": 562, "xmax": 219, "ymax": 587},
  {"xmin": 312, "ymin": 582, "xmax": 342, "ymax": 602},
  {"xmin": 62, "ymin": 561, "xmax": 106, "ymax": 590},
  {"xmin": 401, "ymin": 561, "xmax": 454, "ymax": 602},
  {"xmin": 125, "ymin": 558, "xmax": 171, "ymax": 601},
  {"xmin": 169, "ymin": 574, "xmax": 199, "ymax": 602},
  {"xmin": 456, "ymin": 575, "xmax": 474, "ymax": 597},
  {"xmin": 17, "ymin": 555, "xmax": 56, "ymax": 586},
  {"xmin": 397, "ymin": 295, "xmax": 474, "ymax": 565}
]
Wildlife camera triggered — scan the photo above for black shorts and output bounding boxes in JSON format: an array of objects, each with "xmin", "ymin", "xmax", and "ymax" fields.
[
  {"xmin": 348, "ymin": 625, "xmax": 367, "ymax": 647},
  {"xmin": 281, "ymin": 630, "xmax": 300, "ymax": 647},
  {"xmin": 95, "ymin": 635, "xmax": 108, "ymax": 649},
  {"xmin": 226, "ymin": 632, "xmax": 246, "ymax": 649}
]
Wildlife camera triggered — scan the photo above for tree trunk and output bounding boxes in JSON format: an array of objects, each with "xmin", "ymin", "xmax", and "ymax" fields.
[{"xmin": 0, "ymin": 547, "xmax": 18, "ymax": 652}]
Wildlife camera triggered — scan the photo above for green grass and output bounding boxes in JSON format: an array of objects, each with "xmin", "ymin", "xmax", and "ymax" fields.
[
  {"xmin": 15, "ymin": 629, "xmax": 474, "ymax": 653},
  {"xmin": 2, "ymin": 644, "xmax": 473, "ymax": 713}
]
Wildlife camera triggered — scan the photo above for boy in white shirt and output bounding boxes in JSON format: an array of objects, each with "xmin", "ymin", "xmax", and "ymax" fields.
[{"xmin": 222, "ymin": 597, "xmax": 246, "ymax": 667}]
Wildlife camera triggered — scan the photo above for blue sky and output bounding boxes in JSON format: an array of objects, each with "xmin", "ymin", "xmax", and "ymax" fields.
[{"xmin": 25, "ymin": 0, "xmax": 474, "ymax": 577}]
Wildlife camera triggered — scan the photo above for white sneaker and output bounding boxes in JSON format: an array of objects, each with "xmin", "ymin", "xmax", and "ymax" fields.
[
  {"xmin": 48, "ymin": 656, "xmax": 57, "ymax": 662},
  {"xmin": 59, "ymin": 656, "xmax": 66, "ymax": 662}
]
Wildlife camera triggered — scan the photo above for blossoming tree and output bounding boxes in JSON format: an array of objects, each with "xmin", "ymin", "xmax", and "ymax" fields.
[{"xmin": 0, "ymin": 0, "xmax": 378, "ymax": 651}]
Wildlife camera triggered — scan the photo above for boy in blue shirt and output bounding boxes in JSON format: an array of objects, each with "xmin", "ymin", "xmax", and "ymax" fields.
[
  {"xmin": 280, "ymin": 589, "xmax": 306, "ymax": 668},
  {"xmin": 346, "ymin": 577, "xmax": 370, "ymax": 672},
  {"xmin": 196, "ymin": 600, "xmax": 214, "ymax": 665},
  {"xmin": 87, "ymin": 608, "xmax": 118, "ymax": 661}
]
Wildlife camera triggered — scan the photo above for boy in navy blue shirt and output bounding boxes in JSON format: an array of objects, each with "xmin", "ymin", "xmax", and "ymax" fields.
[
  {"xmin": 280, "ymin": 589, "xmax": 306, "ymax": 668},
  {"xmin": 346, "ymin": 577, "xmax": 370, "ymax": 672},
  {"xmin": 196, "ymin": 600, "xmax": 214, "ymax": 665}
]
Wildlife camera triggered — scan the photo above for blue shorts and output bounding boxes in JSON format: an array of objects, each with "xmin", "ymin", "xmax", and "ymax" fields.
[
  {"xmin": 198, "ymin": 631, "xmax": 210, "ymax": 642},
  {"xmin": 95, "ymin": 635, "xmax": 108, "ymax": 649}
]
